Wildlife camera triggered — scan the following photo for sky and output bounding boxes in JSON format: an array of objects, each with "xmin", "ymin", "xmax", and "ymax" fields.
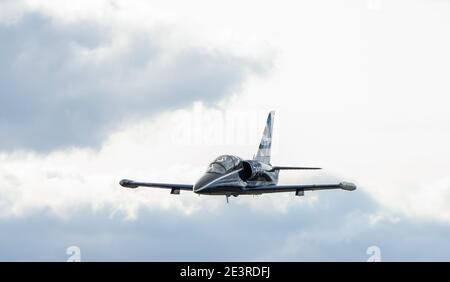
[{"xmin": 1, "ymin": 0, "xmax": 450, "ymax": 261}]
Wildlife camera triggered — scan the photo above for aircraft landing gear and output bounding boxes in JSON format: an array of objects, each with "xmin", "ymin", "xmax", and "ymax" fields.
[{"xmin": 225, "ymin": 194, "xmax": 238, "ymax": 203}]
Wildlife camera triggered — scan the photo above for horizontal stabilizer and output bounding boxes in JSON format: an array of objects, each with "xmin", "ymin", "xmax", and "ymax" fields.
[{"xmin": 269, "ymin": 166, "xmax": 322, "ymax": 171}]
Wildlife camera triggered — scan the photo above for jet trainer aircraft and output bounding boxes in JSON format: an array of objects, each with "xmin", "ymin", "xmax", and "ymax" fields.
[{"xmin": 120, "ymin": 111, "xmax": 356, "ymax": 202}]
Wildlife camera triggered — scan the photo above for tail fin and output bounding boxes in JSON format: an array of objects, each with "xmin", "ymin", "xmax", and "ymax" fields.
[{"xmin": 254, "ymin": 111, "xmax": 275, "ymax": 164}]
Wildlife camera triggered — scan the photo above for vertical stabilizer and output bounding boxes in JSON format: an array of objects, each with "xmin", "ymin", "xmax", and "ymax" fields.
[{"xmin": 254, "ymin": 111, "xmax": 275, "ymax": 164}]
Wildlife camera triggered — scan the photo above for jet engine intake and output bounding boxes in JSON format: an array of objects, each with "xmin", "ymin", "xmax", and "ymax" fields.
[{"xmin": 239, "ymin": 161, "xmax": 265, "ymax": 180}]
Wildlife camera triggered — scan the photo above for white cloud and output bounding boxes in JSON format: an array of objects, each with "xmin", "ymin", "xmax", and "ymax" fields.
[
  {"xmin": 0, "ymin": 4, "xmax": 269, "ymax": 150},
  {"xmin": 0, "ymin": 106, "xmax": 330, "ymax": 219},
  {"xmin": 1, "ymin": 0, "xmax": 450, "ymax": 260}
]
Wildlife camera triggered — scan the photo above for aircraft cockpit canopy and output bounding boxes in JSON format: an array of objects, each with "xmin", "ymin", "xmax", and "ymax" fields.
[{"xmin": 206, "ymin": 155, "xmax": 242, "ymax": 174}]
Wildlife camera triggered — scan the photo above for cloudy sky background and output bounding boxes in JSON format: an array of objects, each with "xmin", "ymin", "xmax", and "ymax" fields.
[{"xmin": 1, "ymin": 0, "xmax": 450, "ymax": 261}]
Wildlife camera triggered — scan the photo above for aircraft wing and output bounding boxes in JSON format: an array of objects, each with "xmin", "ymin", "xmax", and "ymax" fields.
[
  {"xmin": 249, "ymin": 182, "xmax": 356, "ymax": 194},
  {"xmin": 119, "ymin": 179, "xmax": 193, "ymax": 192}
]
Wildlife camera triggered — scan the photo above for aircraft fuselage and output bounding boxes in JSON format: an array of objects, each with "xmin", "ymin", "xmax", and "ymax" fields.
[{"xmin": 193, "ymin": 156, "xmax": 279, "ymax": 196}]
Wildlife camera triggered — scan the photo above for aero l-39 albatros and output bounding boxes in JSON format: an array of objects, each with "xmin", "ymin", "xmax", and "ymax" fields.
[{"xmin": 120, "ymin": 111, "xmax": 356, "ymax": 202}]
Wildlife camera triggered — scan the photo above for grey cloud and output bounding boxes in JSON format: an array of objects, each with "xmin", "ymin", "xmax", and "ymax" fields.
[
  {"xmin": 1, "ymin": 189, "xmax": 450, "ymax": 261},
  {"xmin": 0, "ymin": 13, "xmax": 268, "ymax": 151}
]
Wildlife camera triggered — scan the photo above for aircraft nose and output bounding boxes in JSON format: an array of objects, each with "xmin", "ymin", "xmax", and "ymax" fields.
[{"xmin": 193, "ymin": 173, "xmax": 219, "ymax": 192}]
